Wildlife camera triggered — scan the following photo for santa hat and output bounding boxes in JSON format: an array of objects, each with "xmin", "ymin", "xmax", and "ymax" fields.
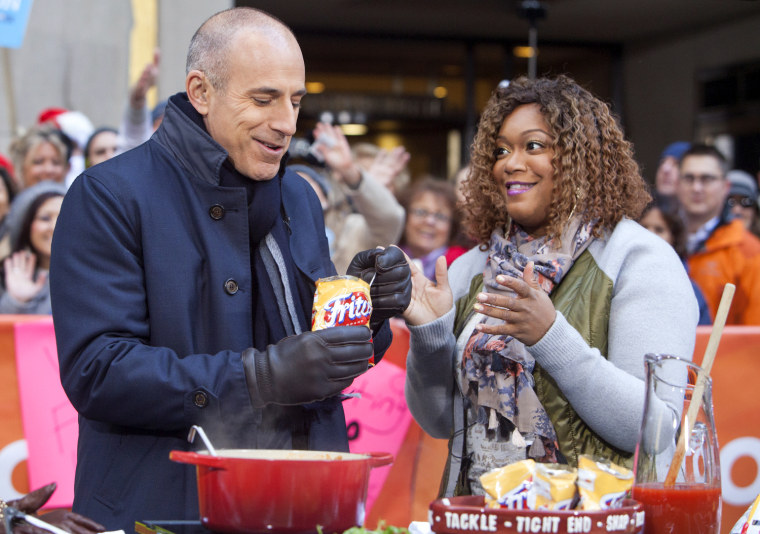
[
  {"xmin": 0, "ymin": 153, "xmax": 14, "ymax": 179},
  {"xmin": 37, "ymin": 107, "xmax": 68, "ymax": 125},
  {"xmin": 37, "ymin": 107, "xmax": 94, "ymax": 150}
]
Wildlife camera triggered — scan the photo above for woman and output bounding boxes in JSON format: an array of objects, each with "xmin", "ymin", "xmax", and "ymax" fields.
[
  {"xmin": 84, "ymin": 127, "xmax": 119, "ymax": 168},
  {"xmin": 638, "ymin": 193, "xmax": 711, "ymax": 325},
  {"xmin": 402, "ymin": 76, "xmax": 698, "ymax": 497},
  {"xmin": 8, "ymin": 125, "xmax": 69, "ymax": 189},
  {"xmin": 0, "ymin": 190, "xmax": 63, "ymax": 314},
  {"xmin": 400, "ymin": 177, "xmax": 467, "ymax": 280}
]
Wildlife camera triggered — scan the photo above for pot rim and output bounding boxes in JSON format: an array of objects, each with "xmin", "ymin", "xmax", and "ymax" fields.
[{"xmin": 170, "ymin": 449, "xmax": 393, "ymax": 468}]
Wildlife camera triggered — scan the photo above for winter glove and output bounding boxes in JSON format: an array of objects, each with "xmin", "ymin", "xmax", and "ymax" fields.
[
  {"xmin": 242, "ymin": 325, "xmax": 373, "ymax": 407},
  {"xmin": 347, "ymin": 245, "xmax": 412, "ymax": 331}
]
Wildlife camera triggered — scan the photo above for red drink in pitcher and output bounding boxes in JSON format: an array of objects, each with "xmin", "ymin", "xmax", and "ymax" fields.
[{"xmin": 632, "ymin": 483, "xmax": 721, "ymax": 534}]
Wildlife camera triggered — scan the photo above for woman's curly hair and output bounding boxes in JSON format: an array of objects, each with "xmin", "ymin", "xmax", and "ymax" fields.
[{"xmin": 461, "ymin": 75, "xmax": 651, "ymax": 245}]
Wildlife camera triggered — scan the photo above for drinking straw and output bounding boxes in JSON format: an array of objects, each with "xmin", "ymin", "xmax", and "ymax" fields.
[{"xmin": 664, "ymin": 283, "xmax": 735, "ymax": 486}]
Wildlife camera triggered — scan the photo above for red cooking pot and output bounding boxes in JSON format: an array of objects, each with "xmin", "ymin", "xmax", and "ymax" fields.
[{"xmin": 170, "ymin": 449, "xmax": 393, "ymax": 534}]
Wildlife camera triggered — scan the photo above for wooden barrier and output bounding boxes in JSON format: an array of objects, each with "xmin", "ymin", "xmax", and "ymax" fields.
[{"xmin": 1, "ymin": 318, "xmax": 758, "ymax": 534}]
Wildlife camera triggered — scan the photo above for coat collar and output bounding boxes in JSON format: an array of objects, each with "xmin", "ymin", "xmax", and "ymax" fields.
[
  {"xmin": 154, "ymin": 93, "xmax": 333, "ymax": 282},
  {"xmin": 153, "ymin": 93, "xmax": 230, "ymax": 186}
]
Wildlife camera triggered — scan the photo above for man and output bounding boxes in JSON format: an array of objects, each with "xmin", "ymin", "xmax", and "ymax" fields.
[
  {"xmin": 676, "ymin": 144, "xmax": 760, "ymax": 324},
  {"xmin": 50, "ymin": 8, "xmax": 410, "ymax": 531},
  {"xmin": 726, "ymin": 169, "xmax": 760, "ymax": 235}
]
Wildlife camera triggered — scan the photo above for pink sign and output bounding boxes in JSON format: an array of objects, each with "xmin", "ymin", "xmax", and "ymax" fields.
[
  {"xmin": 343, "ymin": 359, "xmax": 412, "ymax": 514},
  {"xmin": 14, "ymin": 318, "xmax": 77, "ymax": 509}
]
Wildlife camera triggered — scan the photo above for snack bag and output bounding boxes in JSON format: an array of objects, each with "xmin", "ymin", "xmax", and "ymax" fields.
[
  {"xmin": 312, "ymin": 275, "xmax": 374, "ymax": 364},
  {"xmin": 734, "ymin": 490, "xmax": 760, "ymax": 534},
  {"xmin": 530, "ymin": 463, "xmax": 578, "ymax": 510},
  {"xmin": 576, "ymin": 455, "xmax": 633, "ymax": 510},
  {"xmin": 480, "ymin": 459, "xmax": 536, "ymax": 509},
  {"xmin": 312, "ymin": 275, "xmax": 372, "ymax": 330}
]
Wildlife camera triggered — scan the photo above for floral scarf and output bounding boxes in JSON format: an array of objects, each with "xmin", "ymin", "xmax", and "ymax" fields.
[{"xmin": 460, "ymin": 217, "xmax": 595, "ymax": 462}]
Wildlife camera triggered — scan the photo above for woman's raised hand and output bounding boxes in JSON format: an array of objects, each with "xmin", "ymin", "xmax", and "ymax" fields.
[
  {"xmin": 402, "ymin": 254, "xmax": 453, "ymax": 326},
  {"xmin": 4, "ymin": 251, "xmax": 46, "ymax": 304},
  {"xmin": 473, "ymin": 261, "xmax": 556, "ymax": 346}
]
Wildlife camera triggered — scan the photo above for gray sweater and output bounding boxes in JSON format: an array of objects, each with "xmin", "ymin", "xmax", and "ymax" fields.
[{"xmin": 404, "ymin": 218, "xmax": 699, "ymax": 495}]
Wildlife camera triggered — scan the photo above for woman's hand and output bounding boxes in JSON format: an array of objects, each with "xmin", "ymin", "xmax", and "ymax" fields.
[
  {"xmin": 4, "ymin": 251, "xmax": 46, "ymax": 304},
  {"xmin": 402, "ymin": 254, "xmax": 453, "ymax": 326},
  {"xmin": 473, "ymin": 261, "xmax": 556, "ymax": 346}
]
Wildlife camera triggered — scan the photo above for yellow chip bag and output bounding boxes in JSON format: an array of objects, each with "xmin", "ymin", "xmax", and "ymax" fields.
[
  {"xmin": 530, "ymin": 463, "xmax": 578, "ymax": 511},
  {"xmin": 479, "ymin": 459, "xmax": 535, "ymax": 509},
  {"xmin": 577, "ymin": 455, "xmax": 633, "ymax": 511},
  {"xmin": 311, "ymin": 275, "xmax": 372, "ymax": 330}
]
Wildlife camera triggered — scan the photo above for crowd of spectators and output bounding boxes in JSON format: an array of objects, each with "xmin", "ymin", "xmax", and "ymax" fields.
[
  {"xmin": 650, "ymin": 141, "xmax": 760, "ymax": 325},
  {"xmin": 1, "ymin": 58, "xmax": 759, "ymax": 328},
  {"xmin": 2, "ymin": 7, "xmax": 759, "ymax": 532}
]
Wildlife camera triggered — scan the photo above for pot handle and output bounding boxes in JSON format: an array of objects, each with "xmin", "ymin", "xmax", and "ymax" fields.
[
  {"xmin": 169, "ymin": 450, "xmax": 227, "ymax": 469},
  {"xmin": 366, "ymin": 452, "xmax": 394, "ymax": 468}
]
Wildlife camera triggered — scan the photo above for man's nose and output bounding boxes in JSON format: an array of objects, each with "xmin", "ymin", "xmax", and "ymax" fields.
[{"xmin": 271, "ymin": 101, "xmax": 298, "ymax": 136}]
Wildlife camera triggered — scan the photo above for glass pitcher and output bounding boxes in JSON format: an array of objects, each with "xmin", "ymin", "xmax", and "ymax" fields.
[{"xmin": 631, "ymin": 353, "xmax": 721, "ymax": 534}]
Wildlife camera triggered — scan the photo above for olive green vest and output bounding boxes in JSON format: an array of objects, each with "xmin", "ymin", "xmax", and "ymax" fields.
[{"xmin": 453, "ymin": 249, "xmax": 634, "ymax": 469}]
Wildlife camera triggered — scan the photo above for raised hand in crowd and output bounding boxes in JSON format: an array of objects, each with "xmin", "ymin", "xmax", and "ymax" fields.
[
  {"xmin": 129, "ymin": 48, "xmax": 160, "ymax": 112},
  {"xmin": 311, "ymin": 122, "xmax": 410, "ymax": 191},
  {"xmin": 120, "ymin": 48, "xmax": 161, "ymax": 154},
  {"xmin": 310, "ymin": 122, "xmax": 364, "ymax": 187},
  {"xmin": 3, "ymin": 251, "xmax": 46, "ymax": 304},
  {"xmin": 365, "ymin": 145, "xmax": 410, "ymax": 192}
]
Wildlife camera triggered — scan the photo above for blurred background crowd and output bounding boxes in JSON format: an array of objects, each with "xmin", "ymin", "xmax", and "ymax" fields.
[{"xmin": 1, "ymin": 0, "xmax": 760, "ymax": 322}]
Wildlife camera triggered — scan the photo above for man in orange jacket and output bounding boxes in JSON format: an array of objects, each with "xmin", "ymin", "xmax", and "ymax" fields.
[{"xmin": 677, "ymin": 144, "xmax": 760, "ymax": 325}]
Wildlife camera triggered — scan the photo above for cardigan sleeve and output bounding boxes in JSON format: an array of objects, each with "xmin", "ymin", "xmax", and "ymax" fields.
[{"xmin": 404, "ymin": 245, "xmax": 486, "ymax": 438}]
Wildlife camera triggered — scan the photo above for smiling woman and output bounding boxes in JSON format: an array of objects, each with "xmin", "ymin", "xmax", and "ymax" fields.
[
  {"xmin": 398, "ymin": 177, "xmax": 466, "ymax": 280},
  {"xmin": 0, "ymin": 188, "xmax": 64, "ymax": 314},
  {"xmin": 401, "ymin": 75, "xmax": 700, "ymax": 498}
]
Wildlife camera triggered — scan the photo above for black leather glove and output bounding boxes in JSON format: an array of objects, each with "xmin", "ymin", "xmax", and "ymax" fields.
[
  {"xmin": 347, "ymin": 246, "xmax": 412, "ymax": 331},
  {"xmin": 242, "ymin": 326, "xmax": 373, "ymax": 407}
]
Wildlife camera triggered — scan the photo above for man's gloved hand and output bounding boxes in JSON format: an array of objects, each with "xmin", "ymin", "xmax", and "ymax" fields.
[
  {"xmin": 347, "ymin": 245, "xmax": 412, "ymax": 331},
  {"xmin": 243, "ymin": 326, "xmax": 373, "ymax": 407}
]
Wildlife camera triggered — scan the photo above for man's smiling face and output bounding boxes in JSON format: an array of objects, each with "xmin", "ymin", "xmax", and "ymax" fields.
[{"xmin": 201, "ymin": 29, "xmax": 306, "ymax": 181}]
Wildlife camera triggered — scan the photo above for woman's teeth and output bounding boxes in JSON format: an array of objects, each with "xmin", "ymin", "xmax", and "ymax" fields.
[{"xmin": 507, "ymin": 182, "xmax": 535, "ymax": 194}]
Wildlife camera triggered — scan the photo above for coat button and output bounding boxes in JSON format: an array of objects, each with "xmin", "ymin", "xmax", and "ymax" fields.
[
  {"xmin": 209, "ymin": 204, "xmax": 225, "ymax": 220},
  {"xmin": 224, "ymin": 279, "xmax": 239, "ymax": 295},
  {"xmin": 193, "ymin": 391, "xmax": 208, "ymax": 408}
]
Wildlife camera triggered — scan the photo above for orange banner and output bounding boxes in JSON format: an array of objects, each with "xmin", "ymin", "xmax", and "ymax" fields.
[{"xmin": 1, "ymin": 317, "xmax": 757, "ymax": 533}]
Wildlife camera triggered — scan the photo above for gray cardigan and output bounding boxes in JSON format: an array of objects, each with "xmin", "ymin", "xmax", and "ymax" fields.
[{"xmin": 404, "ymin": 218, "xmax": 698, "ymax": 496}]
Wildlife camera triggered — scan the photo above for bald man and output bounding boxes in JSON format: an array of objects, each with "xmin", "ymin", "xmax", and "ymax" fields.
[{"xmin": 49, "ymin": 8, "xmax": 409, "ymax": 530}]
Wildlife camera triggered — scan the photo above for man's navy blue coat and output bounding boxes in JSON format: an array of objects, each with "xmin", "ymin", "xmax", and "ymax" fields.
[{"xmin": 49, "ymin": 95, "xmax": 391, "ymax": 531}]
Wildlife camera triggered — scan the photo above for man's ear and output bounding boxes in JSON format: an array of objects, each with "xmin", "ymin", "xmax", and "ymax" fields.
[{"xmin": 186, "ymin": 70, "xmax": 210, "ymax": 116}]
